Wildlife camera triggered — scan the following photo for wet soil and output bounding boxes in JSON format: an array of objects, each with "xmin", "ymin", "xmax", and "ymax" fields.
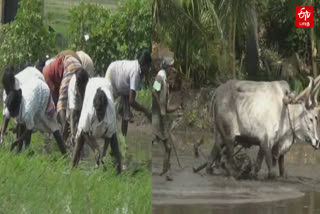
[
  {"xmin": 153, "ymin": 192, "xmax": 320, "ymax": 214},
  {"xmin": 152, "ymin": 131, "xmax": 320, "ymax": 214},
  {"xmin": 126, "ymin": 122, "xmax": 152, "ymax": 168}
]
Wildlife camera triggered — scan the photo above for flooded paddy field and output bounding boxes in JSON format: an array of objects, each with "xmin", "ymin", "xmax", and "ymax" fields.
[{"xmin": 152, "ymin": 131, "xmax": 320, "ymax": 214}]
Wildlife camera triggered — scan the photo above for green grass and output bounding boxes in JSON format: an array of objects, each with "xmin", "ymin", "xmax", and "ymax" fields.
[
  {"xmin": 0, "ymin": 151, "xmax": 151, "ymax": 213},
  {"xmin": 136, "ymin": 89, "xmax": 152, "ymax": 110},
  {"xmin": 0, "ymin": 113, "xmax": 151, "ymax": 213}
]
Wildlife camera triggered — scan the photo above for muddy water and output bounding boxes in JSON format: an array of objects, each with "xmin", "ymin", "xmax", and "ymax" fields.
[
  {"xmin": 152, "ymin": 131, "xmax": 320, "ymax": 214},
  {"xmin": 126, "ymin": 124, "xmax": 152, "ymax": 163},
  {"xmin": 153, "ymin": 192, "xmax": 320, "ymax": 214}
]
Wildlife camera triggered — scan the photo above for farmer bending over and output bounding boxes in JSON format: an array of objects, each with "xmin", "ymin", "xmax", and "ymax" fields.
[
  {"xmin": 105, "ymin": 50, "xmax": 152, "ymax": 136},
  {"xmin": 72, "ymin": 78, "xmax": 121, "ymax": 173},
  {"xmin": 67, "ymin": 68, "xmax": 89, "ymax": 144},
  {"xmin": 42, "ymin": 50, "xmax": 93, "ymax": 133},
  {"xmin": 1, "ymin": 66, "xmax": 48, "ymax": 144},
  {"xmin": 4, "ymin": 76, "xmax": 66, "ymax": 154}
]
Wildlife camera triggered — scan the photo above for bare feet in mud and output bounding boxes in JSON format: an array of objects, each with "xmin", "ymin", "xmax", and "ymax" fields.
[
  {"xmin": 160, "ymin": 160, "xmax": 170, "ymax": 174},
  {"xmin": 165, "ymin": 171, "xmax": 173, "ymax": 181},
  {"xmin": 193, "ymin": 144, "xmax": 200, "ymax": 158},
  {"xmin": 159, "ymin": 161, "xmax": 173, "ymax": 181},
  {"xmin": 159, "ymin": 168, "xmax": 168, "ymax": 176},
  {"xmin": 159, "ymin": 169, "xmax": 173, "ymax": 181}
]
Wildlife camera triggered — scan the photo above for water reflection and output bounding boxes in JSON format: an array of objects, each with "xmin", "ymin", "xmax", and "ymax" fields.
[{"xmin": 153, "ymin": 192, "xmax": 320, "ymax": 214}]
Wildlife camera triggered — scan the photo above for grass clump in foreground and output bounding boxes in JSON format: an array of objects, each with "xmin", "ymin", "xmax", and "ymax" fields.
[{"xmin": 0, "ymin": 139, "xmax": 151, "ymax": 214}]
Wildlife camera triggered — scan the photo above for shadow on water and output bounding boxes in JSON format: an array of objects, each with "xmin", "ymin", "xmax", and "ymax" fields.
[{"xmin": 153, "ymin": 192, "xmax": 320, "ymax": 214}]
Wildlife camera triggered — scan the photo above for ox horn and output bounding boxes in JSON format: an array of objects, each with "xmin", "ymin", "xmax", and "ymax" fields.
[
  {"xmin": 314, "ymin": 89, "xmax": 320, "ymax": 106},
  {"xmin": 293, "ymin": 75, "xmax": 320, "ymax": 103},
  {"xmin": 312, "ymin": 79, "xmax": 320, "ymax": 106},
  {"xmin": 305, "ymin": 76, "xmax": 314, "ymax": 108}
]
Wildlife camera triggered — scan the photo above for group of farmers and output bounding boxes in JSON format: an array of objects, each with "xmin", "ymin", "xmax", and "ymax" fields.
[{"xmin": 0, "ymin": 49, "xmax": 152, "ymax": 174}]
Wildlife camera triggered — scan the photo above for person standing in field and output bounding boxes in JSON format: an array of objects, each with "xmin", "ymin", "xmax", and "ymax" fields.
[
  {"xmin": 105, "ymin": 50, "xmax": 152, "ymax": 137},
  {"xmin": 152, "ymin": 57, "xmax": 181, "ymax": 181}
]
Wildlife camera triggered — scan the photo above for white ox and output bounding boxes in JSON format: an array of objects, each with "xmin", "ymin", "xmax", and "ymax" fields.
[{"xmin": 206, "ymin": 78, "xmax": 320, "ymax": 178}]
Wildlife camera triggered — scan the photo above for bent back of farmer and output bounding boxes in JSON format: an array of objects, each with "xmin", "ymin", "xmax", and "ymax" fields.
[
  {"xmin": 3, "ymin": 66, "xmax": 45, "ymax": 114},
  {"xmin": 106, "ymin": 60, "xmax": 141, "ymax": 96},
  {"xmin": 5, "ymin": 77, "xmax": 66, "ymax": 154},
  {"xmin": 1, "ymin": 66, "xmax": 47, "ymax": 143},
  {"xmin": 72, "ymin": 77, "xmax": 121, "ymax": 173},
  {"xmin": 105, "ymin": 49, "xmax": 152, "ymax": 136},
  {"xmin": 42, "ymin": 50, "xmax": 93, "ymax": 132},
  {"xmin": 67, "ymin": 68, "xmax": 89, "ymax": 142}
]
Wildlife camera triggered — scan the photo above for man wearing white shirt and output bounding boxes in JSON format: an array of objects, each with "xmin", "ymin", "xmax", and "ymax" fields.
[
  {"xmin": 105, "ymin": 50, "xmax": 152, "ymax": 136},
  {"xmin": 1, "ymin": 66, "xmax": 47, "ymax": 144},
  {"xmin": 4, "ymin": 75, "xmax": 66, "ymax": 154},
  {"xmin": 72, "ymin": 77, "xmax": 121, "ymax": 173}
]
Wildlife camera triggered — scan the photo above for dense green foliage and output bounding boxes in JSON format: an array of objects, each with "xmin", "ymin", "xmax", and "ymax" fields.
[
  {"xmin": 154, "ymin": 0, "xmax": 320, "ymax": 90},
  {"xmin": 153, "ymin": 0, "xmax": 255, "ymax": 86},
  {"xmin": 0, "ymin": 0, "xmax": 56, "ymax": 72},
  {"xmin": 44, "ymin": 0, "xmax": 122, "ymax": 49},
  {"xmin": 0, "ymin": 0, "xmax": 151, "ymax": 76},
  {"xmin": 69, "ymin": 0, "xmax": 152, "ymax": 75}
]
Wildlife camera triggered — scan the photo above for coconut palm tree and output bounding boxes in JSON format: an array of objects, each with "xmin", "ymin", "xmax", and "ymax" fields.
[{"xmin": 154, "ymin": 0, "xmax": 258, "ymax": 82}]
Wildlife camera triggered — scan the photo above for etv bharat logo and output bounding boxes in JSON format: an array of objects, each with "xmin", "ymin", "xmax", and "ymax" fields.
[{"xmin": 296, "ymin": 6, "xmax": 314, "ymax": 28}]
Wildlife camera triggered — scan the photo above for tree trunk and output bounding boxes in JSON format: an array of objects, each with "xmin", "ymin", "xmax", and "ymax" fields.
[
  {"xmin": 311, "ymin": 28, "xmax": 317, "ymax": 77},
  {"xmin": 228, "ymin": 15, "xmax": 233, "ymax": 77},
  {"xmin": 232, "ymin": 14, "xmax": 237, "ymax": 79},
  {"xmin": 310, "ymin": 0, "xmax": 317, "ymax": 77},
  {"xmin": 0, "ymin": 0, "xmax": 4, "ymax": 23},
  {"xmin": 3, "ymin": 0, "xmax": 19, "ymax": 23},
  {"xmin": 41, "ymin": 0, "xmax": 45, "ymax": 20},
  {"xmin": 246, "ymin": 3, "xmax": 259, "ymax": 80}
]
